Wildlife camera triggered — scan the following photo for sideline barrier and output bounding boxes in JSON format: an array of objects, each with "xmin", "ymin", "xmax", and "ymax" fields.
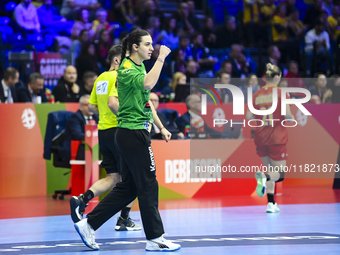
[{"xmin": 0, "ymin": 103, "xmax": 338, "ymax": 198}]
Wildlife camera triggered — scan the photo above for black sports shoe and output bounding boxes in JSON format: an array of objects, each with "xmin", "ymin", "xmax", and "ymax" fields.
[
  {"xmin": 70, "ymin": 194, "xmax": 87, "ymax": 223},
  {"xmin": 115, "ymin": 216, "xmax": 142, "ymax": 231}
]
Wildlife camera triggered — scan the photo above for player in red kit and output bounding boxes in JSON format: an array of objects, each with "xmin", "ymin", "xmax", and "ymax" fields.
[{"xmin": 246, "ymin": 63, "xmax": 295, "ymax": 213}]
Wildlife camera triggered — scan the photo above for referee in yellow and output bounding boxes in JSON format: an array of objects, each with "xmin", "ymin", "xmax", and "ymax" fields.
[{"xmin": 70, "ymin": 45, "xmax": 141, "ymax": 231}]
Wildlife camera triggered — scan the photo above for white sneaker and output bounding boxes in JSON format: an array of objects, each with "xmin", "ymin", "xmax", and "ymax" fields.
[
  {"xmin": 255, "ymin": 171, "xmax": 267, "ymax": 197},
  {"xmin": 146, "ymin": 234, "xmax": 181, "ymax": 251},
  {"xmin": 266, "ymin": 202, "xmax": 280, "ymax": 213},
  {"xmin": 74, "ymin": 218, "xmax": 99, "ymax": 250}
]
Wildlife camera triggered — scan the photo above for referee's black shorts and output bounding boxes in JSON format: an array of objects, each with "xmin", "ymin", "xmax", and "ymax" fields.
[{"xmin": 98, "ymin": 127, "xmax": 120, "ymax": 174}]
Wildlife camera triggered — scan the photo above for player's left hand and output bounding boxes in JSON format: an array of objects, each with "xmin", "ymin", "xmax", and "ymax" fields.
[{"xmin": 161, "ymin": 128, "xmax": 171, "ymax": 142}]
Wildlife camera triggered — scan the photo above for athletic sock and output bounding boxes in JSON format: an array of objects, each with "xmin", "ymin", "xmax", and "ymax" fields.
[
  {"xmin": 265, "ymin": 174, "xmax": 271, "ymax": 181},
  {"xmin": 83, "ymin": 190, "xmax": 94, "ymax": 204},
  {"xmin": 120, "ymin": 207, "xmax": 131, "ymax": 220},
  {"xmin": 267, "ymin": 193, "xmax": 275, "ymax": 204}
]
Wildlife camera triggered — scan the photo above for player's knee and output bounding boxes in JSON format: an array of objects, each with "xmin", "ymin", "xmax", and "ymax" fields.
[{"xmin": 276, "ymin": 171, "xmax": 285, "ymax": 182}]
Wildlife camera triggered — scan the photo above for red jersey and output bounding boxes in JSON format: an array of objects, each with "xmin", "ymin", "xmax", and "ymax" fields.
[{"xmin": 252, "ymin": 85, "xmax": 289, "ymax": 146}]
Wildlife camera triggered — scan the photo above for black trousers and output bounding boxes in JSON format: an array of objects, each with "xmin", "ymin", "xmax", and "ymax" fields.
[{"xmin": 87, "ymin": 128, "xmax": 164, "ymax": 240}]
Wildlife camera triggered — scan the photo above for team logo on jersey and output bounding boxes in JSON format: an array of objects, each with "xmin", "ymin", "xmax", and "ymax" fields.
[
  {"xmin": 96, "ymin": 81, "xmax": 109, "ymax": 95},
  {"xmin": 144, "ymin": 122, "xmax": 151, "ymax": 132}
]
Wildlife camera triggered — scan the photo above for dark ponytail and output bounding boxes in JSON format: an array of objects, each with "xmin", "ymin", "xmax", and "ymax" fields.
[
  {"xmin": 119, "ymin": 29, "xmax": 150, "ymax": 66},
  {"xmin": 120, "ymin": 37, "xmax": 128, "ymax": 65}
]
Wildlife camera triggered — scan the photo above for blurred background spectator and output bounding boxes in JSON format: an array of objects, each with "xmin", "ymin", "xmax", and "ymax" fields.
[
  {"xmin": 0, "ymin": 67, "xmax": 19, "ymax": 103},
  {"xmin": 76, "ymin": 42, "xmax": 100, "ymax": 79},
  {"xmin": 17, "ymin": 72, "xmax": 48, "ymax": 102},
  {"xmin": 52, "ymin": 65, "xmax": 80, "ymax": 102},
  {"xmin": 60, "ymin": 0, "xmax": 101, "ymax": 21},
  {"xmin": 79, "ymin": 71, "xmax": 97, "ymax": 96}
]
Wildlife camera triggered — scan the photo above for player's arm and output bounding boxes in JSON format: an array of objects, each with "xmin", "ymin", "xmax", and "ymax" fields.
[
  {"xmin": 284, "ymin": 104, "xmax": 295, "ymax": 121},
  {"xmin": 143, "ymin": 45, "xmax": 171, "ymax": 90},
  {"xmin": 89, "ymin": 103, "xmax": 99, "ymax": 114},
  {"xmin": 108, "ymin": 96, "xmax": 119, "ymax": 115},
  {"xmin": 149, "ymin": 100, "xmax": 171, "ymax": 141},
  {"xmin": 246, "ymin": 109, "xmax": 255, "ymax": 120}
]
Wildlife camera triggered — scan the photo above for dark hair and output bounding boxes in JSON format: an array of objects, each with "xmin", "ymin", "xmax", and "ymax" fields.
[
  {"xmin": 267, "ymin": 45, "xmax": 278, "ymax": 57},
  {"xmin": 120, "ymin": 29, "xmax": 150, "ymax": 65},
  {"xmin": 314, "ymin": 72, "xmax": 326, "ymax": 78},
  {"xmin": 191, "ymin": 32, "xmax": 202, "ymax": 42},
  {"xmin": 108, "ymin": 45, "xmax": 122, "ymax": 65},
  {"xmin": 75, "ymin": 8, "xmax": 88, "ymax": 22},
  {"xmin": 4, "ymin": 67, "xmax": 18, "ymax": 81},
  {"xmin": 29, "ymin": 72, "xmax": 44, "ymax": 84},
  {"xmin": 80, "ymin": 42, "xmax": 95, "ymax": 56},
  {"xmin": 83, "ymin": 71, "xmax": 97, "ymax": 81},
  {"xmin": 164, "ymin": 16, "xmax": 178, "ymax": 35},
  {"xmin": 221, "ymin": 59, "xmax": 232, "ymax": 69},
  {"xmin": 265, "ymin": 63, "xmax": 281, "ymax": 79},
  {"xmin": 79, "ymin": 29, "xmax": 89, "ymax": 38},
  {"xmin": 215, "ymin": 70, "xmax": 229, "ymax": 79},
  {"xmin": 288, "ymin": 60, "xmax": 298, "ymax": 69}
]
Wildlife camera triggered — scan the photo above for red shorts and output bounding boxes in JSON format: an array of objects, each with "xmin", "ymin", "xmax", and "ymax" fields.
[{"xmin": 256, "ymin": 144, "xmax": 288, "ymax": 160}]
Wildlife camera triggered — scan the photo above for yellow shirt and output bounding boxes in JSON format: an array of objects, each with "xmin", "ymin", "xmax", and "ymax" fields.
[
  {"xmin": 327, "ymin": 16, "xmax": 340, "ymax": 40},
  {"xmin": 89, "ymin": 70, "xmax": 118, "ymax": 130},
  {"xmin": 243, "ymin": 0, "xmax": 261, "ymax": 23},
  {"xmin": 272, "ymin": 15, "xmax": 287, "ymax": 42}
]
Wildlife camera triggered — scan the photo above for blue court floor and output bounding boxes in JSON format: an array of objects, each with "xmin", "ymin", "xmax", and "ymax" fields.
[{"xmin": 0, "ymin": 203, "xmax": 340, "ymax": 254}]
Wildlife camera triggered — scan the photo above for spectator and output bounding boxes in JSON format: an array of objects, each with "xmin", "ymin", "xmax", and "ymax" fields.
[
  {"xmin": 149, "ymin": 92, "xmax": 184, "ymax": 139},
  {"xmin": 286, "ymin": 0, "xmax": 298, "ymax": 16},
  {"xmin": 189, "ymin": 32, "xmax": 217, "ymax": 72},
  {"xmin": 52, "ymin": 65, "xmax": 81, "ymax": 102},
  {"xmin": 94, "ymin": 29, "xmax": 111, "ymax": 71},
  {"xmin": 91, "ymin": 8, "xmax": 114, "ymax": 38},
  {"xmin": 137, "ymin": 0, "xmax": 164, "ymax": 29},
  {"xmin": 240, "ymin": 73, "xmax": 261, "ymax": 102},
  {"xmin": 0, "ymin": 67, "xmax": 19, "ymax": 104},
  {"xmin": 71, "ymin": 8, "xmax": 94, "ymax": 41},
  {"xmin": 271, "ymin": 2, "xmax": 300, "ymax": 64},
  {"xmin": 258, "ymin": 45, "xmax": 286, "ymax": 77},
  {"xmin": 287, "ymin": 8, "xmax": 306, "ymax": 40},
  {"xmin": 37, "ymin": 0, "xmax": 72, "ymax": 36},
  {"xmin": 310, "ymin": 73, "xmax": 332, "ymax": 103},
  {"xmin": 214, "ymin": 70, "xmax": 232, "ymax": 103},
  {"xmin": 169, "ymin": 71, "xmax": 186, "ymax": 95},
  {"xmin": 305, "ymin": 19, "xmax": 332, "ymax": 76},
  {"xmin": 218, "ymin": 59, "xmax": 233, "ymax": 76},
  {"xmin": 32, "ymin": 0, "xmax": 43, "ymax": 8},
  {"xmin": 176, "ymin": 94, "xmax": 222, "ymax": 138},
  {"xmin": 327, "ymin": 5, "xmax": 340, "ymax": 41},
  {"xmin": 159, "ymin": 17, "xmax": 179, "ymax": 49},
  {"xmin": 216, "ymin": 16, "xmax": 241, "ymax": 49},
  {"xmin": 304, "ymin": 0, "xmax": 324, "ymax": 30},
  {"xmin": 76, "ymin": 43, "xmax": 100, "ymax": 80},
  {"xmin": 14, "ymin": 0, "xmax": 41, "ymax": 33},
  {"xmin": 185, "ymin": 59, "xmax": 198, "ymax": 83},
  {"xmin": 174, "ymin": 2, "xmax": 195, "ymax": 35},
  {"xmin": 228, "ymin": 44, "xmax": 251, "ymax": 78},
  {"xmin": 243, "ymin": 0, "xmax": 263, "ymax": 46},
  {"xmin": 331, "ymin": 76, "xmax": 340, "ymax": 102},
  {"xmin": 60, "ymin": 0, "xmax": 101, "ymax": 21},
  {"xmin": 146, "ymin": 16, "xmax": 162, "ymax": 44},
  {"xmin": 186, "ymin": 0, "xmax": 201, "ymax": 31},
  {"xmin": 278, "ymin": 77, "xmax": 288, "ymax": 87},
  {"xmin": 143, "ymin": 44, "xmax": 169, "ymax": 91},
  {"xmin": 112, "ymin": 0, "xmax": 137, "ymax": 25},
  {"xmin": 70, "ymin": 29, "xmax": 89, "ymax": 60},
  {"xmin": 323, "ymin": 0, "xmax": 334, "ymax": 16},
  {"xmin": 201, "ymin": 17, "xmax": 217, "ymax": 49},
  {"xmin": 178, "ymin": 33, "xmax": 193, "ymax": 61},
  {"xmin": 168, "ymin": 49, "xmax": 186, "ymax": 78},
  {"xmin": 60, "ymin": 94, "xmax": 99, "ymax": 163},
  {"xmin": 284, "ymin": 61, "xmax": 307, "ymax": 98},
  {"xmin": 17, "ymin": 72, "xmax": 48, "ymax": 103},
  {"xmin": 79, "ymin": 71, "xmax": 97, "ymax": 96},
  {"xmin": 271, "ymin": 2, "xmax": 289, "ymax": 43}
]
